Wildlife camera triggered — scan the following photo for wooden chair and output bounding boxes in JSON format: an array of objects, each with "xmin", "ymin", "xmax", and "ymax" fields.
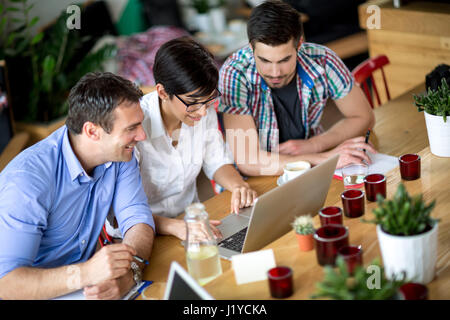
[{"xmin": 352, "ymin": 55, "xmax": 391, "ymax": 108}]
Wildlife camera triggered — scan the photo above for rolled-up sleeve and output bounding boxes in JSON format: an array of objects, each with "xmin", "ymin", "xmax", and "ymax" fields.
[
  {"xmin": 202, "ymin": 108, "xmax": 235, "ymax": 180},
  {"xmin": 0, "ymin": 171, "xmax": 48, "ymax": 279},
  {"xmin": 112, "ymin": 156, "xmax": 155, "ymax": 236}
]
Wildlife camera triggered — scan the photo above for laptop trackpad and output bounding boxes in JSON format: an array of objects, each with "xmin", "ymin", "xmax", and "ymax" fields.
[{"xmin": 217, "ymin": 214, "xmax": 250, "ymax": 240}]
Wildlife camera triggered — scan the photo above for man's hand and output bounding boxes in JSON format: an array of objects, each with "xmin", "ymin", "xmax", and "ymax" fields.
[
  {"xmin": 81, "ymin": 243, "xmax": 135, "ymax": 287},
  {"xmin": 83, "ymin": 271, "xmax": 135, "ymax": 300},
  {"xmin": 326, "ymin": 136, "xmax": 377, "ymax": 168},
  {"xmin": 276, "ymin": 139, "xmax": 318, "ymax": 155}
]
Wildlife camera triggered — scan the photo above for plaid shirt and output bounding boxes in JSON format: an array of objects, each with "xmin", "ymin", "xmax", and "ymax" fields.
[{"xmin": 218, "ymin": 42, "xmax": 354, "ymax": 152}]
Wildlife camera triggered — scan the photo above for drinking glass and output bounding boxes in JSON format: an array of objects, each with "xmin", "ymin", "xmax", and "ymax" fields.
[
  {"xmin": 341, "ymin": 189, "xmax": 365, "ymax": 218},
  {"xmin": 364, "ymin": 173, "xmax": 387, "ymax": 202},
  {"xmin": 314, "ymin": 224, "xmax": 349, "ymax": 266},
  {"xmin": 319, "ymin": 206, "xmax": 343, "ymax": 226}
]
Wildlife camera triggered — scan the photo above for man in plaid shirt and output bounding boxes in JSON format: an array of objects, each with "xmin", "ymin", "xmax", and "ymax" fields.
[{"xmin": 219, "ymin": 0, "xmax": 376, "ymax": 176}]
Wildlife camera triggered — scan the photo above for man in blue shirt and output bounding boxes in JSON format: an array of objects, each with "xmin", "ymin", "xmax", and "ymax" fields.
[{"xmin": 0, "ymin": 72, "xmax": 155, "ymax": 299}]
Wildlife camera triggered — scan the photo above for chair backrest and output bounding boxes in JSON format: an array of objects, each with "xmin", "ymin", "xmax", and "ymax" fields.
[{"xmin": 352, "ymin": 55, "xmax": 391, "ymax": 108}]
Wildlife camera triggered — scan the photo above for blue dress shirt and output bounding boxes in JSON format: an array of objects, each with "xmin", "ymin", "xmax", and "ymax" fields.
[{"xmin": 0, "ymin": 126, "xmax": 155, "ymax": 279}]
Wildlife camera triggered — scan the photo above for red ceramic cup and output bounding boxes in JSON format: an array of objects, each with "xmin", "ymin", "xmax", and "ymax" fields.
[
  {"xmin": 399, "ymin": 154, "xmax": 421, "ymax": 180},
  {"xmin": 314, "ymin": 224, "xmax": 349, "ymax": 266},
  {"xmin": 364, "ymin": 173, "xmax": 387, "ymax": 202},
  {"xmin": 341, "ymin": 189, "xmax": 365, "ymax": 218},
  {"xmin": 267, "ymin": 266, "xmax": 294, "ymax": 298},
  {"xmin": 399, "ymin": 283, "xmax": 429, "ymax": 300},
  {"xmin": 337, "ymin": 245, "xmax": 363, "ymax": 274},
  {"xmin": 319, "ymin": 206, "xmax": 344, "ymax": 226}
]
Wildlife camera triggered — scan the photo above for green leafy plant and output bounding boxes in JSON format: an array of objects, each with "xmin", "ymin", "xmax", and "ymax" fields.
[
  {"xmin": 291, "ymin": 214, "xmax": 315, "ymax": 235},
  {"xmin": 0, "ymin": 0, "xmax": 44, "ymax": 59},
  {"xmin": 311, "ymin": 257, "xmax": 406, "ymax": 300},
  {"xmin": 362, "ymin": 184, "xmax": 438, "ymax": 236},
  {"xmin": 413, "ymin": 78, "xmax": 450, "ymax": 122},
  {"xmin": 191, "ymin": 0, "xmax": 210, "ymax": 14},
  {"xmin": 26, "ymin": 9, "xmax": 116, "ymax": 122},
  {"xmin": 4, "ymin": 3, "xmax": 117, "ymax": 122}
]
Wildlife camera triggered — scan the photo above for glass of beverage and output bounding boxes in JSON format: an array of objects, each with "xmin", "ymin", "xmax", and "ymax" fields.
[
  {"xmin": 342, "ymin": 164, "xmax": 368, "ymax": 189},
  {"xmin": 314, "ymin": 224, "xmax": 349, "ymax": 266},
  {"xmin": 319, "ymin": 206, "xmax": 343, "ymax": 226},
  {"xmin": 399, "ymin": 283, "xmax": 429, "ymax": 300},
  {"xmin": 399, "ymin": 154, "xmax": 421, "ymax": 180},
  {"xmin": 341, "ymin": 189, "xmax": 365, "ymax": 218},
  {"xmin": 337, "ymin": 245, "xmax": 363, "ymax": 274},
  {"xmin": 267, "ymin": 266, "xmax": 294, "ymax": 298},
  {"xmin": 185, "ymin": 203, "xmax": 223, "ymax": 285},
  {"xmin": 364, "ymin": 173, "xmax": 387, "ymax": 202}
]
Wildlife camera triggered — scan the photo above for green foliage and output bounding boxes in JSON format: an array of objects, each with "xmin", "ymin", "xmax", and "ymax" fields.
[
  {"xmin": 191, "ymin": 0, "xmax": 210, "ymax": 14},
  {"xmin": 0, "ymin": 0, "xmax": 44, "ymax": 59},
  {"xmin": 311, "ymin": 257, "xmax": 406, "ymax": 300},
  {"xmin": 291, "ymin": 215, "xmax": 315, "ymax": 235},
  {"xmin": 413, "ymin": 78, "xmax": 450, "ymax": 122},
  {"xmin": 8, "ymin": 4, "xmax": 117, "ymax": 122},
  {"xmin": 362, "ymin": 184, "xmax": 438, "ymax": 236}
]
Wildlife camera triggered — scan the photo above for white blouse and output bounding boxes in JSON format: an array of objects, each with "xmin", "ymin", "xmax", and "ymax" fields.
[{"xmin": 136, "ymin": 91, "xmax": 234, "ymax": 218}]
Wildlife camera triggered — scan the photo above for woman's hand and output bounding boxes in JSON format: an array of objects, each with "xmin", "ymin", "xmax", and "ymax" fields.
[{"xmin": 230, "ymin": 183, "xmax": 258, "ymax": 214}]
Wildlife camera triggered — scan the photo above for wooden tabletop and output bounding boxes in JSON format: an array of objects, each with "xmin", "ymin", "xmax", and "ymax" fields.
[{"xmin": 142, "ymin": 83, "xmax": 449, "ymax": 299}]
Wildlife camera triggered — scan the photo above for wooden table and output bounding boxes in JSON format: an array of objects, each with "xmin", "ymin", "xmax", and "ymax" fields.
[{"xmin": 143, "ymin": 83, "xmax": 449, "ymax": 299}]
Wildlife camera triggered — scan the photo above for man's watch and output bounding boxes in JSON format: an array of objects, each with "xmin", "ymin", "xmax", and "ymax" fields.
[{"xmin": 130, "ymin": 261, "xmax": 142, "ymax": 285}]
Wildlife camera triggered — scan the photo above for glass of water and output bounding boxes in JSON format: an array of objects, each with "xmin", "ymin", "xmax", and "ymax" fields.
[{"xmin": 341, "ymin": 164, "xmax": 368, "ymax": 189}]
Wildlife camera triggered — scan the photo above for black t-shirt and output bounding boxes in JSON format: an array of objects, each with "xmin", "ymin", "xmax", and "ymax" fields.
[{"xmin": 272, "ymin": 76, "xmax": 305, "ymax": 144}]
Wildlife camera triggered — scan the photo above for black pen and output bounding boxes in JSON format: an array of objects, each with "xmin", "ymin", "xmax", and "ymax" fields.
[
  {"xmin": 103, "ymin": 239, "xmax": 149, "ymax": 265},
  {"xmin": 363, "ymin": 129, "xmax": 371, "ymax": 153}
]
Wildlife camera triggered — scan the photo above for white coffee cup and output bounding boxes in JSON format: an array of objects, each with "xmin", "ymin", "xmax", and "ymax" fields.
[{"xmin": 283, "ymin": 161, "xmax": 311, "ymax": 181}]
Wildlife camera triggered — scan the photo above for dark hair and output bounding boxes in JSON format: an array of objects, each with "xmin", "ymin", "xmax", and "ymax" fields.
[
  {"xmin": 66, "ymin": 72, "xmax": 143, "ymax": 134},
  {"xmin": 153, "ymin": 36, "xmax": 218, "ymax": 99},
  {"xmin": 247, "ymin": 0, "xmax": 303, "ymax": 47}
]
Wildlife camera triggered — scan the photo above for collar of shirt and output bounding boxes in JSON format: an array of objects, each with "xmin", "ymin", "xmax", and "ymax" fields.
[
  {"xmin": 61, "ymin": 127, "xmax": 112, "ymax": 183},
  {"xmin": 243, "ymin": 43, "xmax": 325, "ymax": 92},
  {"xmin": 144, "ymin": 92, "xmax": 167, "ymax": 140}
]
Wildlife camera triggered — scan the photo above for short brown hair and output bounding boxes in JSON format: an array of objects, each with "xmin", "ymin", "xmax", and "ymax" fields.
[
  {"xmin": 247, "ymin": 0, "xmax": 303, "ymax": 47},
  {"xmin": 66, "ymin": 72, "xmax": 143, "ymax": 134}
]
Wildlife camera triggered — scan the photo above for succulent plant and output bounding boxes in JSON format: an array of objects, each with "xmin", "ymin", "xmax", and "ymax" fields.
[
  {"xmin": 413, "ymin": 78, "xmax": 450, "ymax": 122},
  {"xmin": 311, "ymin": 257, "xmax": 406, "ymax": 300},
  {"xmin": 362, "ymin": 184, "xmax": 438, "ymax": 236},
  {"xmin": 292, "ymin": 214, "xmax": 315, "ymax": 235}
]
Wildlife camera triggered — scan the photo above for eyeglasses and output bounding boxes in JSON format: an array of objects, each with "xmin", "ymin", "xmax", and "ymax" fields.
[{"xmin": 174, "ymin": 89, "xmax": 221, "ymax": 113}]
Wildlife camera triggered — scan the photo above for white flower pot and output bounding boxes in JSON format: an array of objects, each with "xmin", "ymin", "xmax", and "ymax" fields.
[
  {"xmin": 196, "ymin": 13, "xmax": 212, "ymax": 33},
  {"xmin": 424, "ymin": 111, "xmax": 450, "ymax": 157},
  {"xmin": 377, "ymin": 223, "xmax": 438, "ymax": 284},
  {"xmin": 209, "ymin": 7, "xmax": 227, "ymax": 34}
]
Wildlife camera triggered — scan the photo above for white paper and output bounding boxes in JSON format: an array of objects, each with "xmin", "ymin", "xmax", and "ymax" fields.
[
  {"xmin": 334, "ymin": 152, "xmax": 398, "ymax": 178},
  {"xmin": 231, "ymin": 249, "xmax": 276, "ymax": 285}
]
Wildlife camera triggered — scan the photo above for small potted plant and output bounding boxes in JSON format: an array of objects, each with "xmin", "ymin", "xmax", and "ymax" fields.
[
  {"xmin": 292, "ymin": 215, "xmax": 315, "ymax": 251},
  {"xmin": 363, "ymin": 184, "xmax": 439, "ymax": 284},
  {"xmin": 413, "ymin": 78, "xmax": 450, "ymax": 157},
  {"xmin": 311, "ymin": 257, "xmax": 406, "ymax": 300},
  {"xmin": 191, "ymin": 0, "xmax": 211, "ymax": 33}
]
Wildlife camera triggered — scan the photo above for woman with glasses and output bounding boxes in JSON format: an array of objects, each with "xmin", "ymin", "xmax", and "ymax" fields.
[{"xmin": 107, "ymin": 37, "xmax": 257, "ymax": 241}]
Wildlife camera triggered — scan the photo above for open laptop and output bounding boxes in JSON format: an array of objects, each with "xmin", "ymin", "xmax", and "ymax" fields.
[
  {"xmin": 164, "ymin": 261, "xmax": 214, "ymax": 300},
  {"xmin": 217, "ymin": 154, "xmax": 339, "ymax": 260}
]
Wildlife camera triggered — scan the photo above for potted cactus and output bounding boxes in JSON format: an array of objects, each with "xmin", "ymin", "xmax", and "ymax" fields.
[
  {"xmin": 363, "ymin": 184, "xmax": 439, "ymax": 284},
  {"xmin": 311, "ymin": 257, "xmax": 406, "ymax": 300},
  {"xmin": 413, "ymin": 78, "xmax": 450, "ymax": 157},
  {"xmin": 292, "ymin": 215, "xmax": 315, "ymax": 251}
]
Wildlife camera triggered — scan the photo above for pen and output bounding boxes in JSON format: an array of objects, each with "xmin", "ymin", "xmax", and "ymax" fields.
[
  {"xmin": 363, "ymin": 129, "xmax": 371, "ymax": 152},
  {"xmin": 103, "ymin": 239, "xmax": 149, "ymax": 265}
]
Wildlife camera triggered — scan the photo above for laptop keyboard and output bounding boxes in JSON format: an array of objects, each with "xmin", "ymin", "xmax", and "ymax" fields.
[{"xmin": 218, "ymin": 227, "xmax": 248, "ymax": 252}]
